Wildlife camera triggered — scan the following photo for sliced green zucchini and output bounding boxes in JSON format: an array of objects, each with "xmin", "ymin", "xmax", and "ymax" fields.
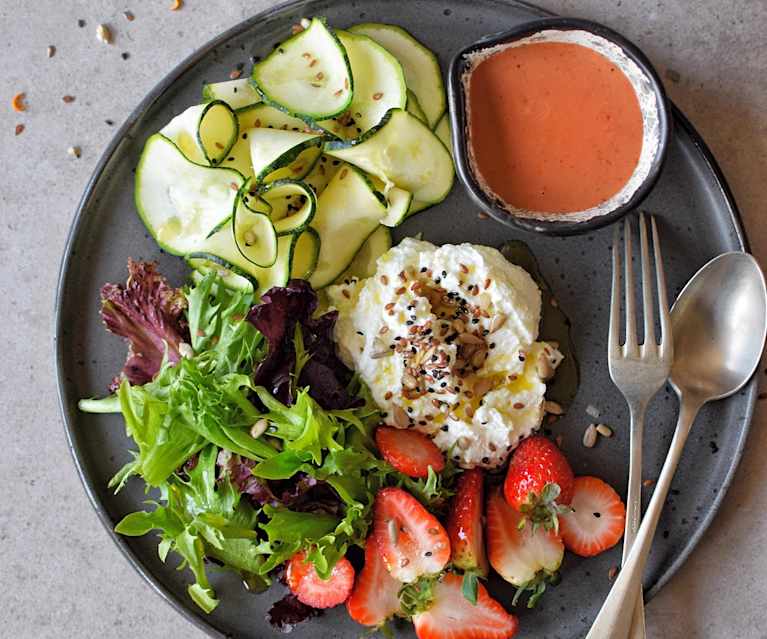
[
  {"xmin": 302, "ymin": 155, "xmax": 341, "ymax": 196},
  {"xmin": 348, "ymin": 23, "xmax": 445, "ymax": 128},
  {"xmin": 248, "ymin": 128, "xmax": 323, "ymax": 183},
  {"xmin": 202, "ymin": 79, "xmax": 260, "ymax": 110},
  {"xmin": 232, "ymin": 197, "xmax": 278, "ymax": 267},
  {"xmin": 406, "ymin": 89, "xmax": 427, "ymax": 123},
  {"xmin": 434, "ymin": 112, "xmax": 453, "ymax": 158},
  {"xmin": 315, "ymin": 30, "xmax": 406, "ymax": 139},
  {"xmin": 187, "ymin": 254, "xmax": 257, "ymax": 293},
  {"xmin": 238, "ymin": 103, "xmax": 311, "ymax": 132},
  {"xmin": 334, "ymin": 225, "xmax": 392, "ymax": 283},
  {"xmin": 370, "ymin": 176, "xmax": 412, "ymax": 227},
  {"xmin": 260, "ymin": 179, "xmax": 316, "ymax": 235},
  {"xmin": 325, "ymin": 109, "xmax": 454, "ymax": 204},
  {"xmin": 252, "ymin": 17, "xmax": 353, "ymax": 120},
  {"xmin": 309, "ymin": 165, "xmax": 387, "ymax": 288},
  {"xmin": 222, "ymin": 106, "xmax": 317, "ymax": 181},
  {"xmin": 199, "ymin": 226, "xmax": 294, "ymax": 298},
  {"xmin": 135, "ymin": 134, "xmax": 243, "ymax": 255},
  {"xmin": 206, "ymin": 178, "xmax": 271, "ymax": 238},
  {"xmin": 160, "ymin": 101, "xmax": 239, "ymax": 166},
  {"xmin": 290, "ymin": 227, "xmax": 321, "ymax": 280},
  {"xmin": 407, "ymin": 199, "xmax": 433, "ymax": 217}
]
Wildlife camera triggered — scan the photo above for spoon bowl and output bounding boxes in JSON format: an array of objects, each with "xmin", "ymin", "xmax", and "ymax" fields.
[{"xmin": 670, "ymin": 251, "xmax": 767, "ymax": 401}]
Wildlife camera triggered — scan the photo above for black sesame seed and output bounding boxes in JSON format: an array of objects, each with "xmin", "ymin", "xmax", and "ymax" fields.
[
  {"xmin": 407, "ymin": 407, "xmax": 413, "ymax": 413},
  {"xmin": 435, "ymin": 278, "xmax": 442, "ymax": 284},
  {"xmin": 406, "ymin": 320, "xmax": 413, "ymax": 326},
  {"xmin": 420, "ymin": 267, "xmax": 427, "ymax": 273},
  {"xmin": 441, "ymin": 425, "xmax": 449, "ymax": 431},
  {"xmin": 332, "ymin": 159, "xmax": 340, "ymax": 166},
  {"xmin": 490, "ymin": 342, "xmax": 496, "ymax": 349},
  {"xmin": 482, "ymin": 457, "xmax": 489, "ymax": 464},
  {"xmin": 472, "ymin": 318, "xmax": 480, "ymax": 324},
  {"xmin": 356, "ymin": 331, "xmax": 364, "ymax": 336},
  {"xmin": 425, "ymin": 551, "xmax": 432, "ymax": 557},
  {"xmin": 419, "ymin": 420, "xmax": 427, "ymax": 426},
  {"xmin": 242, "ymin": 132, "xmax": 248, "ymax": 139}
]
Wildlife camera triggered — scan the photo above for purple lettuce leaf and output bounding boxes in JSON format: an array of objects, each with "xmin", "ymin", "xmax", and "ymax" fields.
[
  {"xmin": 100, "ymin": 259, "xmax": 188, "ymax": 392},
  {"xmin": 218, "ymin": 451, "xmax": 277, "ymax": 506},
  {"xmin": 247, "ymin": 279, "xmax": 361, "ymax": 410}
]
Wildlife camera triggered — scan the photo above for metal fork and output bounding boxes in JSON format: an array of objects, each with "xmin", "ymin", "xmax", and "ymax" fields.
[{"xmin": 607, "ymin": 213, "xmax": 672, "ymax": 639}]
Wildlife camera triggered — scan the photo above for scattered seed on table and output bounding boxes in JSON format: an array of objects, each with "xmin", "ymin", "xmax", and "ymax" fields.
[
  {"xmin": 96, "ymin": 24, "xmax": 113, "ymax": 44},
  {"xmin": 47, "ymin": 45, "xmax": 56, "ymax": 58},
  {"xmin": 15, "ymin": 124, "xmax": 24, "ymax": 136},
  {"xmin": 123, "ymin": 10, "xmax": 135, "ymax": 21},
  {"xmin": 77, "ymin": 18, "xmax": 86, "ymax": 28},
  {"xmin": 478, "ymin": 211, "xmax": 489, "ymax": 220},
  {"xmin": 121, "ymin": 52, "xmax": 130, "ymax": 60},
  {"xmin": 11, "ymin": 92, "xmax": 27, "ymax": 112},
  {"xmin": 170, "ymin": 0, "xmax": 183, "ymax": 10},
  {"xmin": 67, "ymin": 146, "xmax": 82, "ymax": 158},
  {"xmin": 62, "ymin": 95, "xmax": 75, "ymax": 103},
  {"xmin": 229, "ymin": 69, "xmax": 242, "ymax": 80},
  {"xmin": 608, "ymin": 566, "xmax": 619, "ymax": 580},
  {"xmin": 105, "ymin": 119, "xmax": 114, "ymax": 126}
]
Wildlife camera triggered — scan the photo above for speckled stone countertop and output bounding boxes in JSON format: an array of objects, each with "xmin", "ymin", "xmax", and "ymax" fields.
[{"xmin": 2, "ymin": 1, "xmax": 765, "ymax": 637}]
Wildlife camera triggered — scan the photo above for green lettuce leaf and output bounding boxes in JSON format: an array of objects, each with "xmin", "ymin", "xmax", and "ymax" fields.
[{"xmin": 114, "ymin": 445, "xmax": 270, "ymax": 613}]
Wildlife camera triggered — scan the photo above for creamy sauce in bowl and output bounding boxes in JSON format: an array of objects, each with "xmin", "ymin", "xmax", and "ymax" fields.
[{"xmin": 462, "ymin": 29, "xmax": 662, "ymax": 223}]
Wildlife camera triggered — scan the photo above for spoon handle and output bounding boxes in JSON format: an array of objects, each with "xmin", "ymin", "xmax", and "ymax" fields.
[{"xmin": 585, "ymin": 397, "xmax": 703, "ymax": 639}]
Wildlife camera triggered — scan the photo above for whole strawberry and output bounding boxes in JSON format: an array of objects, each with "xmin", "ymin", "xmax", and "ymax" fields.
[{"xmin": 503, "ymin": 435, "xmax": 574, "ymax": 532}]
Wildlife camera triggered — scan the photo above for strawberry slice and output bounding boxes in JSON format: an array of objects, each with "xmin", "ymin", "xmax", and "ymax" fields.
[
  {"xmin": 487, "ymin": 488, "xmax": 563, "ymax": 608},
  {"xmin": 286, "ymin": 551, "xmax": 355, "ymax": 609},
  {"xmin": 412, "ymin": 573, "xmax": 519, "ymax": 639},
  {"xmin": 373, "ymin": 487, "xmax": 450, "ymax": 582},
  {"xmin": 376, "ymin": 426, "xmax": 445, "ymax": 478},
  {"xmin": 503, "ymin": 435, "xmax": 574, "ymax": 531},
  {"xmin": 559, "ymin": 476, "xmax": 626, "ymax": 557},
  {"xmin": 447, "ymin": 468, "xmax": 488, "ymax": 577},
  {"xmin": 347, "ymin": 535, "xmax": 403, "ymax": 626}
]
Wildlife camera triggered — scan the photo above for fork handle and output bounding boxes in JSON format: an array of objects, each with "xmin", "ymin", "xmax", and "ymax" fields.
[
  {"xmin": 585, "ymin": 396, "xmax": 703, "ymax": 639},
  {"xmin": 624, "ymin": 402, "xmax": 648, "ymax": 639}
]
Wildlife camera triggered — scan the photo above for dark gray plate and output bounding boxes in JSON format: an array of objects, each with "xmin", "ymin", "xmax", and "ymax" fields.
[{"xmin": 55, "ymin": 1, "xmax": 755, "ymax": 638}]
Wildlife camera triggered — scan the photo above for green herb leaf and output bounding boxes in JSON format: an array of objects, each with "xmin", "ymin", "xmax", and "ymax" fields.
[{"xmin": 461, "ymin": 572, "xmax": 479, "ymax": 605}]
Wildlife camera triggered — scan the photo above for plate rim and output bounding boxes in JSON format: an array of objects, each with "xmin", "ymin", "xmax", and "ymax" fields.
[{"xmin": 53, "ymin": 0, "xmax": 755, "ymax": 635}]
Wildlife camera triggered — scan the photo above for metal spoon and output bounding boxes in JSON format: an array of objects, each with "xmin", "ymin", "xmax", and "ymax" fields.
[{"xmin": 586, "ymin": 251, "xmax": 767, "ymax": 639}]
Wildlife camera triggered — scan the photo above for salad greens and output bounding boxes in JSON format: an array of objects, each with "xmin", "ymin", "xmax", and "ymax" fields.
[{"xmin": 81, "ymin": 262, "xmax": 457, "ymax": 613}]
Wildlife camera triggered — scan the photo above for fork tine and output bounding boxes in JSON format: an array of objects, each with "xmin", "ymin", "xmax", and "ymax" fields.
[
  {"xmin": 609, "ymin": 224, "xmax": 622, "ymax": 356},
  {"xmin": 623, "ymin": 218, "xmax": 639, "ymax": 356},
  {"xmin": 639, "ymin": 213, "xmax": 657, "ymax": 351},
  {"xmin": 651, "ymin": 216, "xmax": 673, "ymax": 359}
]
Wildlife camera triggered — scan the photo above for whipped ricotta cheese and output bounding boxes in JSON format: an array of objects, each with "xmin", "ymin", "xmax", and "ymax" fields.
[{"xmin": 327, "ymin": 239, "xmax": 562, "ymax": 469}]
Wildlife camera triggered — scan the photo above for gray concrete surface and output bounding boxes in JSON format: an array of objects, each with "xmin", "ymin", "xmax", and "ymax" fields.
[{"xmin": 1, "ymin": 1, "xmax": 765, "ymax": 637}]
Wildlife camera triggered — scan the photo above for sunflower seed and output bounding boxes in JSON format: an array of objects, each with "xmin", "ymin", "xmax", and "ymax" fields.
[
  {"xmin": 96, "ymin": 24, "xmax": 113, "ymax": 44},
  {"xmin": 387, "ymin": 519, "xmax": 399, "ymax": 545},
  {"xmin": 596, "ymin": 424, "xmax": 613, "ymax": 438},
  {"xmin": 250, "ymin": 418, "xmax": 269, "ymax": 439},
  {"xmin": 582, "ymin": 424, "xmax": 598, "ymax": 448},
  {"xmin": 392, "ymin": 404, "xmax": 410, "ymax": 428},
  {"xmin": 536, "ymin": 352, "xmax": 555, "ymax": 380},
  {"xmin": 543, "ymin": 400, "xmax": 563, "ymax": 415}
]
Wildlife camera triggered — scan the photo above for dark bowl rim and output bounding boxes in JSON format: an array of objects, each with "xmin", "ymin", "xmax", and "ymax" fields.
[
  {"xmin": 447, "ymin": 16, "xmax": 673, "ymax": 236},
  {"xmin": 53, "ymin": 1, "xmax": 753, "ymax": 637}
]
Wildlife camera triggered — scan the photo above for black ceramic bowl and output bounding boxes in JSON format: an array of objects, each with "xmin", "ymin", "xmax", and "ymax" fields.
[{"xmin": 448, "ymin": 17, "xmax": 672, "ymax": 236}]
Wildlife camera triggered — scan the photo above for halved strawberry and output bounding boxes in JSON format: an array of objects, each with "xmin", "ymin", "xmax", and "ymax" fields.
[
  {"xmin": 286, "ymin": 551, "xmax": 355, "ymax": 609},
  {"xmin": 559, "ymin": 476, "xmax": 626, "ymax": 557},
  {"xmin": 503, "ymin": 435, "xmax": 574, "ymax": 531},
  {"xmin": 412, "ymin": 572, "xmax": 519, "ymax": 639},
  {"xmin": 347, "ymin": 535, "xmax": 403, "ymax": 626},
  {"xmin": 373, "ymin": 487, "xmax": 450, "ymax": 582},
  {"xmin": 487, "ymin": 488, "xmax": 563, "ymax": 608},
  {"xmin": 447, "ymin": 468, "xmax": 488, "ymax": 577},
  {"xmin": 376, "ymin": 426, "xmax": 445, "ymax": 478}
]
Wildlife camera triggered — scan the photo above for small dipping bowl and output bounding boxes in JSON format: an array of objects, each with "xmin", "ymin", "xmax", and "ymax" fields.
[{"xmin": 448, "ymin": 18, "xmax": 672, "ymax": 236}]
